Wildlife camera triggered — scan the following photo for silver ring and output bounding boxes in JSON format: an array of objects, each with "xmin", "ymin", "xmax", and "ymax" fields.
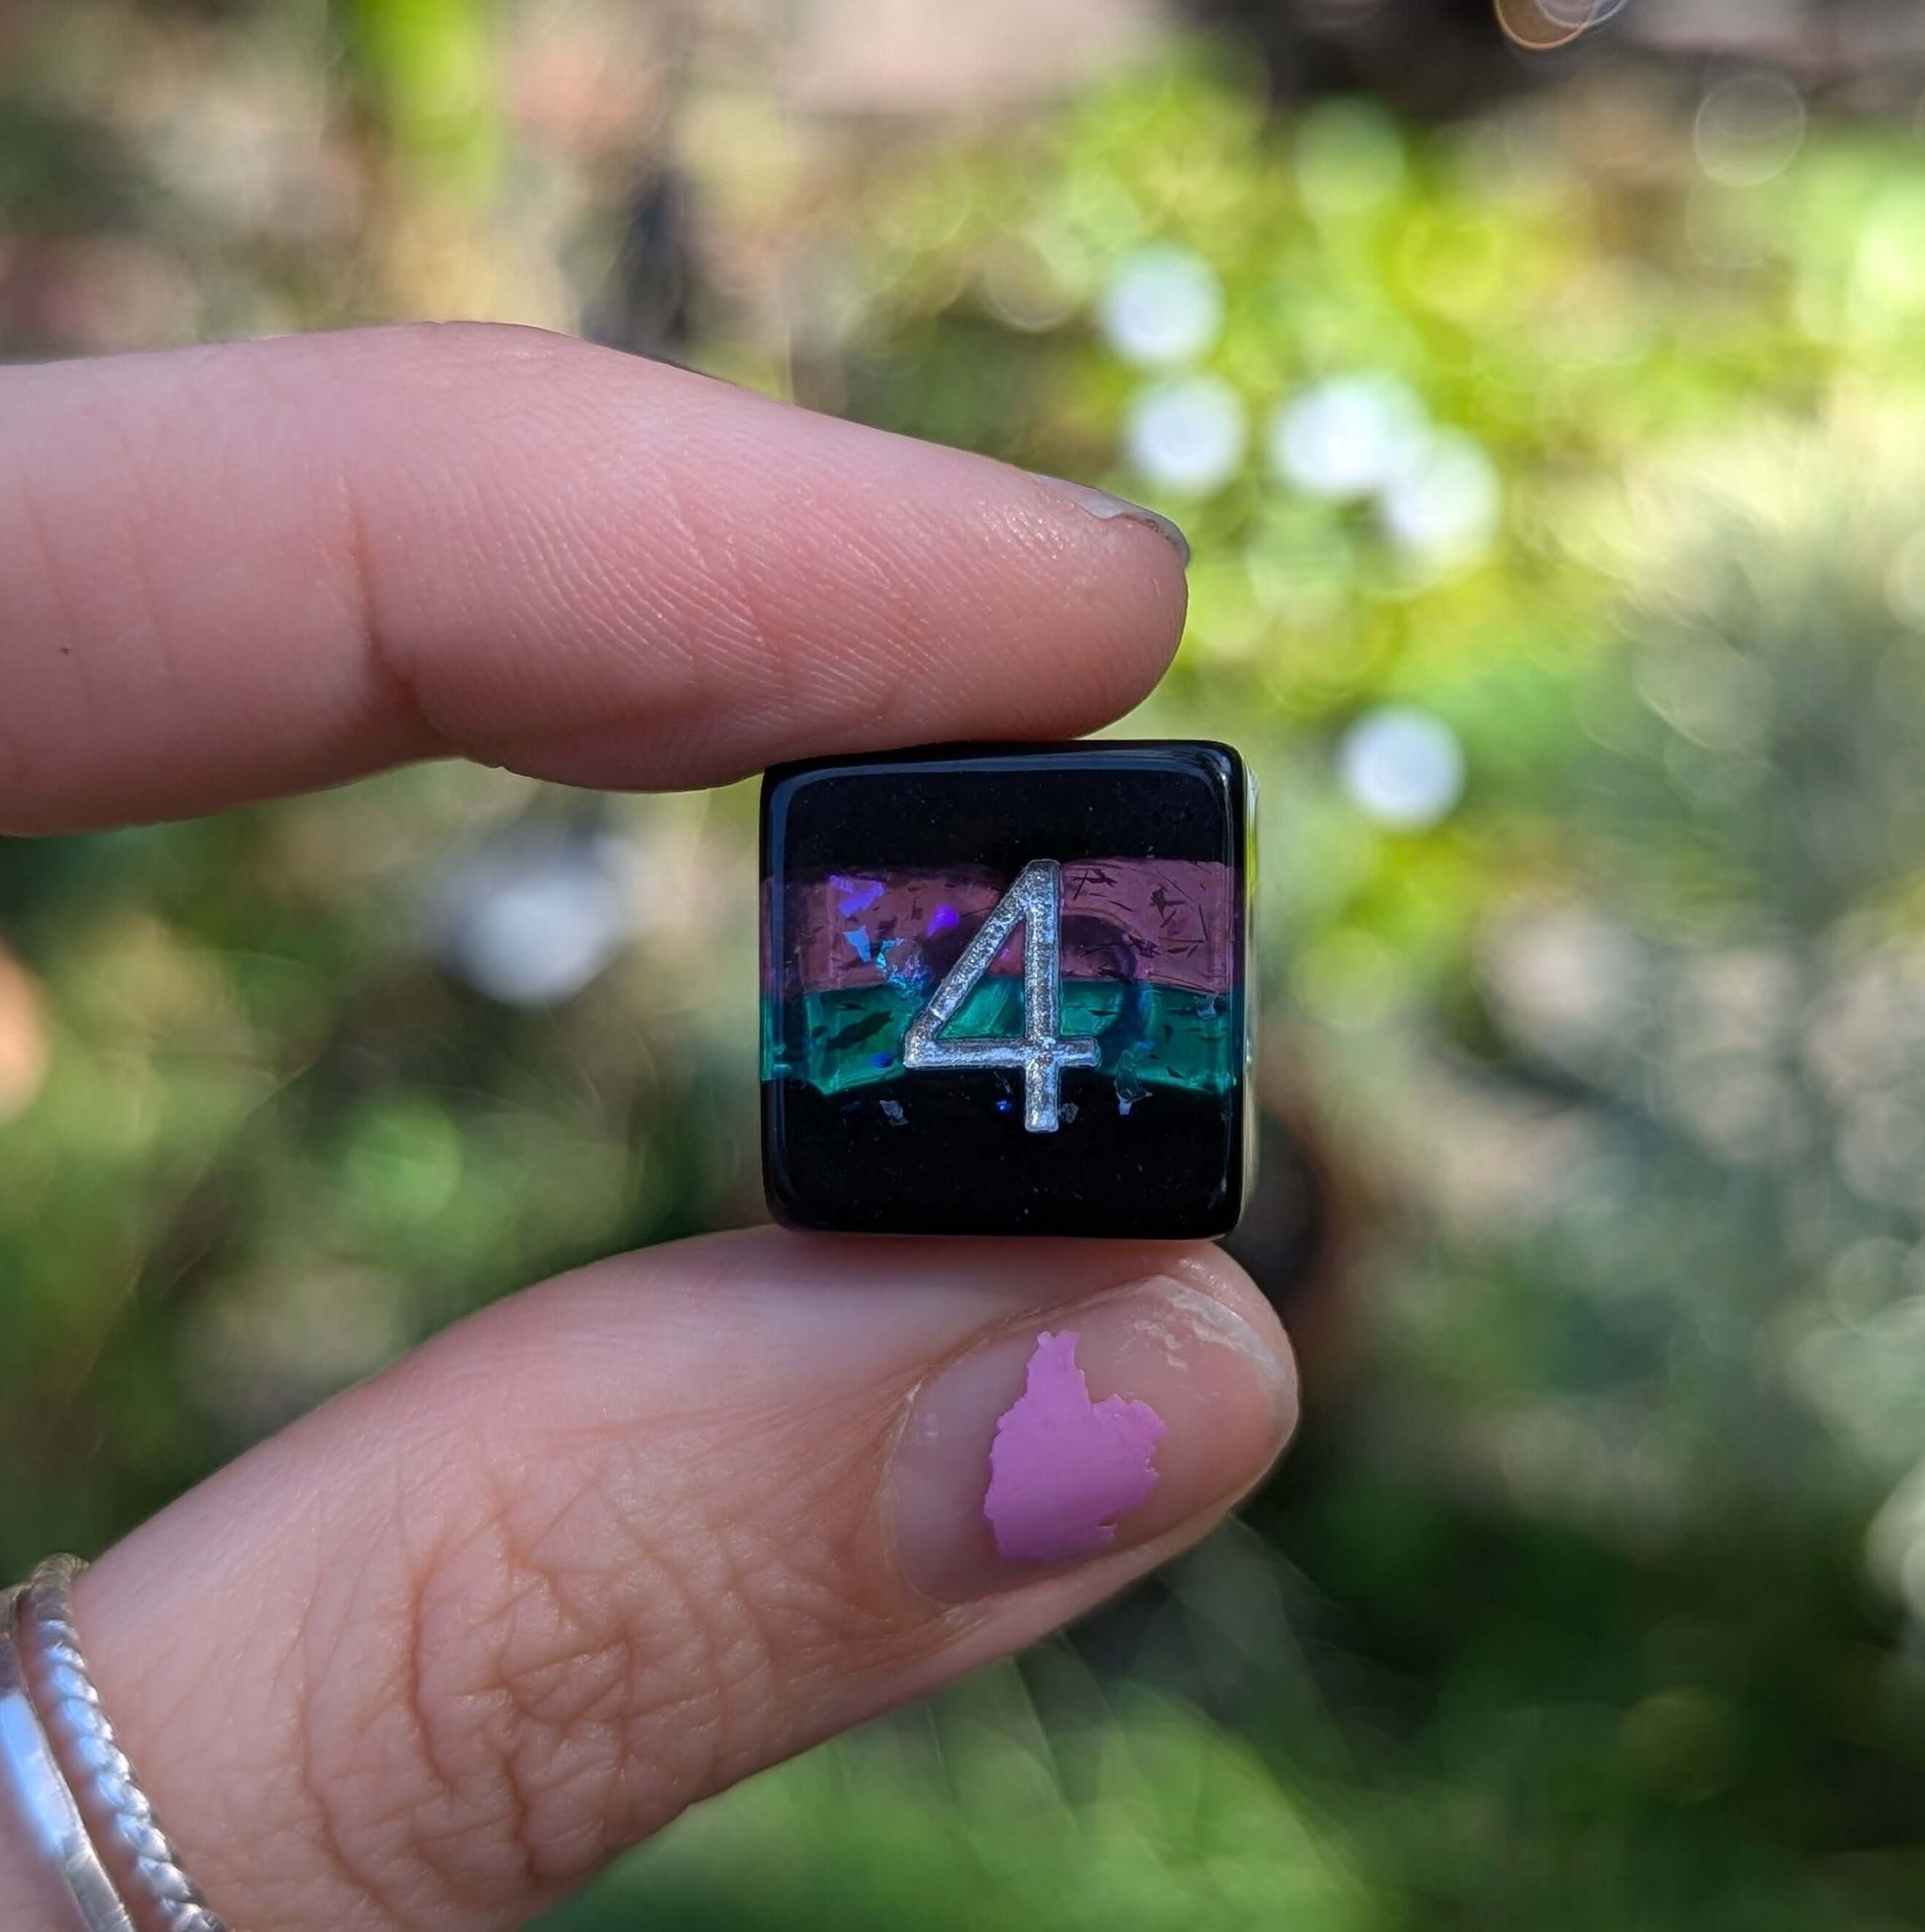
[
  {"xmin": 11, "ymin": 1558, "xmax": 229, "ymax": 1932},
  {"xmin": 0, "ymin": 1584, "xmax": 137, "ymax": 1932}
]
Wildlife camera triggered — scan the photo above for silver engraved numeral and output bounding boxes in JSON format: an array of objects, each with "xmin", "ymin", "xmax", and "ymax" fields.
[{"xmin": 902, "ymin": 858, "xmax": 1100, "ymax": 1133}]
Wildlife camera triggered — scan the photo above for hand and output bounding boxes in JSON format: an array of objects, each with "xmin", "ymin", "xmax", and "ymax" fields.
[{"xmin": 0, "ymin": 323, "xmax": 1297, "ymax": 1932}]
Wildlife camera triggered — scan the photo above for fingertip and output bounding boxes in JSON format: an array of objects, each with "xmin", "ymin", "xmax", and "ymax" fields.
[
  {"xmin": 889, "ymin": 1250, "xmax": 1292, "ymax": 1605},
  {"xmin": 1162, "ymin": 1240, "xmax": 1298, "ymax": 1409},
  {"xmin": 1008, "ymin": 467, "xmax": 1193, "ymax": 720}
]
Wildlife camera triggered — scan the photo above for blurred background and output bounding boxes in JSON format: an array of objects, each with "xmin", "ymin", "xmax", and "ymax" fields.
[{"xmin": 12, "ymin": 0, "xmax": 1925, "ymax": 1923}]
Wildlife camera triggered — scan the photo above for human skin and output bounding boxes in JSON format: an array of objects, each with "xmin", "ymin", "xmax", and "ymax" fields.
[{"xmin": 0, "ymin": 323, "xmax": 1297, "ymax": 1932}]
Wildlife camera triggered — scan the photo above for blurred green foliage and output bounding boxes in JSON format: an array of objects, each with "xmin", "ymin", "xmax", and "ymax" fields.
[
  {"xmin": 776, "ymin": 58, "xmax": 1925, "ymax": 1929},
  {"xmin": 14, "ymin": 11, "xmax": 1925, "ymax": 1927}
]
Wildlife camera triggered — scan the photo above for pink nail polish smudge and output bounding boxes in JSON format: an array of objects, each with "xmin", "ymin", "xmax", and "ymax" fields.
[{"xmin": 982, "ymin": 1331, "xmax": 1167, "ymax": 1563}]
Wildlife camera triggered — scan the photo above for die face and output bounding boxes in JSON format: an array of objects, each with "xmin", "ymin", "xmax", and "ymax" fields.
[{"xmin": 761, "ymin": 742, "xmax": 1251, "ymax": 1239}]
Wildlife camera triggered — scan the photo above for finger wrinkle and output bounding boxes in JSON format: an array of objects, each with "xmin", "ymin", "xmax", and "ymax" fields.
[
  {"xmin": 296, "ymin": 1519, "xmax": 426, "ymax": 1932},
  {"xmin": 409, "ymin": 1517, "xmax": 543, "ymax": 1906},
  {"xmin": 335, "ymin": 465, "xmax": 458, "ymax": 768},
  {"xmin": 377, "ymin": 1439, "xmax": 716, "ymax": 1894},
  {"xmin": 644, "ymin": 444, "xmax": 785, "ymax": 729}
]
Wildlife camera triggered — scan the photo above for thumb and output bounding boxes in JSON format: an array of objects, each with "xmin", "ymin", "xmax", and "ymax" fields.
[{"xmin": 15, "ymin": 1231, "xmax": 1295, "ymax": 1932}]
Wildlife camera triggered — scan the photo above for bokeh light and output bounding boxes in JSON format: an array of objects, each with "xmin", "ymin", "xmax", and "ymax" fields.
[
  {"xmin": 1097, "ymin": 245, "xmax": 1225, "ymax": 368},
  {"xmin": 1337, "ymin": 705, "xmax": 1468, "ymax": 829},
  {"xmin": 1695, "ymin": 73, "xmax": 1806, "ymax": 187},
  {"xmin": 1123, "ymin": 374, "xmax": 1249, "ymax": 497},
  {"xmin": 1268, "ymin": 373, "xmax": 1429, "ymax": 503}
]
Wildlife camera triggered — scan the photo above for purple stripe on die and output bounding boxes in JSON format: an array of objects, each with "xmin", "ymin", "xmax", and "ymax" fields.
[{"xmin": 768, "ymin": 859, "xmax": 1238, "ymax": 997}]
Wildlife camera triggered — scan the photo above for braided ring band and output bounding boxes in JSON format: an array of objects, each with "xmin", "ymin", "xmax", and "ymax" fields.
[
  {"xmin": 15, "ymin": 1558, "xmax": 229, "ymax": 1932},
  {"xmin": 0, "ymin": 1586, "xmax": 137, "ymax": 1932}
]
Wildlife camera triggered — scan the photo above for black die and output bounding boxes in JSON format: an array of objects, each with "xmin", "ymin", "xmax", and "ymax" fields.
[{"xmin": 760, "ymin": 742, "xmax": 1252, "ymax": 1238}]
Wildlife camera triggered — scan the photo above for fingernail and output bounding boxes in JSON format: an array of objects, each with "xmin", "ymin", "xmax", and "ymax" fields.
[
  {"xmin": 890, "ymin": 1279, "xmax": 1292, "ymax": 1604},
  {"xmin": 1032, "ymin": 475, "xmax": 1191, "ymax": 569}
]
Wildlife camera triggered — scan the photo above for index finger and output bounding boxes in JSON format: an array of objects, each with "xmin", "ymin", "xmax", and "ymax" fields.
[{"xmin": 0, "ymin": 323, "xmax": 1189, "ymax": 834}]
